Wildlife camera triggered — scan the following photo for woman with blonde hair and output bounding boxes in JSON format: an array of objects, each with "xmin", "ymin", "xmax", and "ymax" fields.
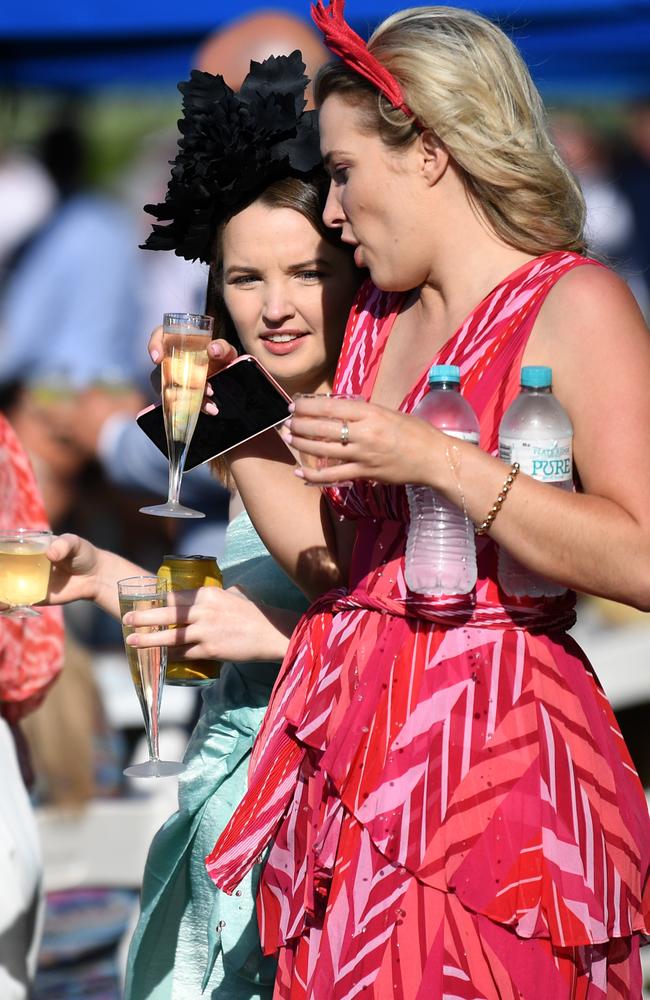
[{"xmin": 194, "ymin": 4, "xmax": 650, "ymax": 997}]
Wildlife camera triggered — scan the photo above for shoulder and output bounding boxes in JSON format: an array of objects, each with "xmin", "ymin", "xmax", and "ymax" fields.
[
  {"xmin": 531, "ymin": 259, "xmax": 648, "ymax": 357},
  {"xmin": 541, "ymin": 259, "xmax": 641, "ymax": 326},
  {"xmin": 525, "ymin": 259, "xmax": 650, "ymax": 404}
]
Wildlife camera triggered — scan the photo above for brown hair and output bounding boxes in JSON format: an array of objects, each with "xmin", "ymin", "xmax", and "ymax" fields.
[{"xmin": 314, "ymin": 6, "xmax": 587, "ymax": 256}]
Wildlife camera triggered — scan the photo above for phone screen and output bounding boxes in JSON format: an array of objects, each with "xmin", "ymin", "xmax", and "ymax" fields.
[{"xmin": 137, "ymin": 356, "xmax": 292, "ymax": 470}]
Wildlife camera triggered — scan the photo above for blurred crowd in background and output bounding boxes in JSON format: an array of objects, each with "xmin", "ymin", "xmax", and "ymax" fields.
[{"xmin": 1, "ymin": 6, "xmax": 649, "ymax": 997}]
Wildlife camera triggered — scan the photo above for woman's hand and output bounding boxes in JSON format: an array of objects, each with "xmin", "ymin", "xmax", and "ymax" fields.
[
  {"xmin": 147, "ymin": 324, "xmax": 238, "ymax": 416},
  {"xmin": 44, "ymin": 535, "xmax": 145, "ymax": 618},
  {"xmin": 45, "ymin": 533, "xmax": 101, "ymax": 604},
  {"xmin": 122, "ymin": 585, "xmax": 300, "ymax": 664},
  {"xmin": 280, "ymin": 394, "xmax": 444, "ymax": 487}
]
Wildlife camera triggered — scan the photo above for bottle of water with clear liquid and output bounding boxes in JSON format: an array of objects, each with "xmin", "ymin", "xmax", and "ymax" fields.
[
  {"xmin": 498, "ymin": 365, "xmax": 572, "ymax": 597},
  {"xmin": 405, "ymin": 364, "xmax": 480, "ymax": 596}
]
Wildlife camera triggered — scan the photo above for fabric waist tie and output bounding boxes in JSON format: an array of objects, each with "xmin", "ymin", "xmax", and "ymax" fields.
[{"xmin": 205, "ymin": 584, "xmax": 574, "ymax": 893}]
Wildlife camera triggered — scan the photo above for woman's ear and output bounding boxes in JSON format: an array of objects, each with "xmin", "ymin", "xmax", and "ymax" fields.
[{"xmin": 419, "ymin": 130, "xmax": 449, "ymax": 186}]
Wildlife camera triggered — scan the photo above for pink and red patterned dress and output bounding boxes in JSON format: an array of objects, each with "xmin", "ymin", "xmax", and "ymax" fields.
[
  {"xmin": 207, "ymin": 252, "xmax": 650, "ymax": 998},
  {"xmin": 0, "ymin": 413, "xmax": 63, "ymax": 722}
]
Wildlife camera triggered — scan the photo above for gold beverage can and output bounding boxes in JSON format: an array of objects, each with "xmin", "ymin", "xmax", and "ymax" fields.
[{"xmin": 157, "ymin": 554, "xmax": 223, "ymax": 686}]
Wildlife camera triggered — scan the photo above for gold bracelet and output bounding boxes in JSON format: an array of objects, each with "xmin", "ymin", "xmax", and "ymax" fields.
[{"xmin": 475, "ymin": 462, "xmax": 520, "ymax": 535}]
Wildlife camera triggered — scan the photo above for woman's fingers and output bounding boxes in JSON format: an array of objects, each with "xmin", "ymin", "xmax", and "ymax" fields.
[
  {"xmin": 46, "ymin": 534, "xmax": 75, "ymax": 562},
  {"xmin": 148, "ymin": 325, "xmax": 164, "ymax": 363},
  {"xmin": 207, "ymin": 339, "xmax": 238, "ymax": 375},
  {"xmin": 126, "ymin": 626, "xmax": 192, "ymax": 648},
  {"xmin": 123, "ymin": 607, "xmax": 188, "ymax": 628}
]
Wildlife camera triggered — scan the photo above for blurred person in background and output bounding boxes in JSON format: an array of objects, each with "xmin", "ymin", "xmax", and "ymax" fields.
[
  {"xmin": 0, "ymin": 412, "xmax": 64, "ymax": 1000},
  {"xmin": 616, "ymin": 99, "xmax": 650, "ymax": 317},
  {"xmin": 0, "ymin": 149, "xmax": 55, "ymax": 289},
  {"xmin": 0, "ymin": 115, "xmax": 142, "ymax": 391},
  {"xmin": 0, "ymin": 115, "xmax": 149, "ymax": 549},
  {"xmin": 551, "ymin": 110, "xmax": 649, "ymax": 316}
]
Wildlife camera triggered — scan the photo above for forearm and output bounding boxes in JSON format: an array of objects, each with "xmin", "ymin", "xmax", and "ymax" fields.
[
  {"xmin": 227, "ymin": 430, "xmax": 343, "ymax": 599},
  {"xmin": 427, "ymin": 431, "xmax": 650, "ymax": 608}
]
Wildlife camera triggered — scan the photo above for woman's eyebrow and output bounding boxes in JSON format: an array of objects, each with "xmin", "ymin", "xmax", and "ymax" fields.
[
  {"xmin": 286, "ymin": 258, "xmax": 331, "ymax": 272},
  {"xmin": 224, "ymin": 264, "xmax": 259, "ymax": 278}
]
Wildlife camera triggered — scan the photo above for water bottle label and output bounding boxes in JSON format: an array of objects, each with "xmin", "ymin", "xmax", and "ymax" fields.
[
  {"xmin": 444, "ymin": 430, "xmax": 480, "ymax": 444},
  {"xmin": 499, "ymin": 437, "xmax": 572, "ymax": 483}
]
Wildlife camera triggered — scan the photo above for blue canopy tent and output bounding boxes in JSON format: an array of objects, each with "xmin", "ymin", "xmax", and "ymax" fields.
[{"xmin": 1, "ymin": 1, "xmax": 650, "ymax": 99}]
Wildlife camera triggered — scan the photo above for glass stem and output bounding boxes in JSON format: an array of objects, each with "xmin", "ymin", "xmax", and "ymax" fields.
[
  {"xmin": 146, "ymin": 714, "xmax": 160, "ymax": 763},
  {"xmin": 167, "ymin": 451, "xmax": 184, "ymax": 506},
  {"xmin": 147, "ymin": 648, "xmax": 167, "ymax": 764}
]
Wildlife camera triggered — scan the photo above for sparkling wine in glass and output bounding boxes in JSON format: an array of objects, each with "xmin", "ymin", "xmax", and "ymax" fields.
[
  {"xmin": 0, "ymin": 530, "xmax": 52, "ymax": 619},
  {"xmin": 118, "ymin": 576, "xmax": 185, "ymax": 778},
  {"xmin": 140, "ymin": 312, "xmax": 213, "ymax": 518}
]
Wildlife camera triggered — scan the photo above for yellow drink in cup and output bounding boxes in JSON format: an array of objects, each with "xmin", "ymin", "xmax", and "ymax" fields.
[
  {"xmin": 157, "ymin": 555, "xmax": 223, "ymax": 685},
  {"xmin": 0, "ymin": 530, "xmax": 52, "ymax": 618}
]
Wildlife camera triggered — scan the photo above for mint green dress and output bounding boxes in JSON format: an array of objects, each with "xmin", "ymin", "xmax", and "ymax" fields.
[{"xmin": 124, "ymin": 510, "xmax": 308, "ymax": 999}]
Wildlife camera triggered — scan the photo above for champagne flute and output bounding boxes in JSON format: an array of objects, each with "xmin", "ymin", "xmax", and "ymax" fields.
[
  {"xmin": 140, "ymin": 312, "xmax": 213, "ymax": 518},
  {"xmin": 0, "ymin": 529, "xmax": 52, "ymax": 619},
  {"xmin": 118, "ymin": 576, "xmax": 185, "ymax": 778}
]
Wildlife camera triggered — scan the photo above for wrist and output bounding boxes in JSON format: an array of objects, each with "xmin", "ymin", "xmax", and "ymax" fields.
[
  {"xmin": 253, "ymin": 603, "xmax": 300, "ymax": 661},
  {"xmin": 90, "ymin": 547, "xmax": 113, "ymax": 606},
  {"xmin": 412, "ymin": 422, "xmax": 451, "ymax": 490}
]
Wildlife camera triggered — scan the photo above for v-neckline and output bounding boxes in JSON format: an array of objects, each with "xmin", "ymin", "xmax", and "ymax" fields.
[{"xmin": 364, "ymin": 253, "xmax": 552, "ymax": 412}]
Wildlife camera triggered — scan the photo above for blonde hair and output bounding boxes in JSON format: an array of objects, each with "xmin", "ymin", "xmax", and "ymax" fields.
[{"xmin": 315, "ymin": 6, "xmax": 587, "ymax": 256}]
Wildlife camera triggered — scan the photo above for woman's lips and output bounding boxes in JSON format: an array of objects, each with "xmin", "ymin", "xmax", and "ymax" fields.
[{"xmin": 260, "ymin": 332, "xmax": 308, "ymax": 356}]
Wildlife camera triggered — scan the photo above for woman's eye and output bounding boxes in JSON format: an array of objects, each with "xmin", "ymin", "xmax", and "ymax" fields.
[
  {"xmin": 296, "ymin": 270, "xmax": 325, "ymax": 282},
  {"xmin": 333, "ymin": 166, "xmax": 349, "ymax": 184},
  {"xmin": 231, "ymin": 274, "xmax": 259, "ymax": 286}
]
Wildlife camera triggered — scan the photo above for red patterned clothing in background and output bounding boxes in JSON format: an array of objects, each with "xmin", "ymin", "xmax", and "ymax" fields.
[
  {"xmin": 0, "ymin": 413, "xmax": 63, "ymax": 722},
  {"xmin": 207, "ymin": 253, "xmax": 650, "ymax": 998}
]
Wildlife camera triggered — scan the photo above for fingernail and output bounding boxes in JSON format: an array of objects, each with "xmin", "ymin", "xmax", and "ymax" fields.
[
  {"xmin": 282, "ymin": 431, "xmax": 293, "ymax": 444},
  {"xmin": 294, "ymin": 467, "xmax": 305, "ymax": 478},
  {"xmin": 150, "ymin": 349, "xmax": 160, "ymax": 363},
  {"xmin": 210, "ymin": 343, "xmax": 223, "ymax": 358},
  {"xmin": 205, "ymin": 402, "xmax": 218, "ymax": 415},
  {"xmin": 206, "ymin": 384, "xmax": 214, "ymax": 396},
  {"xmin": 288, "ymin": 402, "xmax": 295, "ymax": 413},
  {"xmin": 122, "ymin": 613, "xmax": 133, "ymax": 625}
]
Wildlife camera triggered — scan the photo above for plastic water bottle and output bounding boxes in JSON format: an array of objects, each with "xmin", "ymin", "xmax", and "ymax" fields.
[
  {"xmin": 405, "ymin": 364, "xmax": 480, "ymax": 595},
  {"xmin": 498, "ymin": 365, "xmax": 572, "ymax": 597}
]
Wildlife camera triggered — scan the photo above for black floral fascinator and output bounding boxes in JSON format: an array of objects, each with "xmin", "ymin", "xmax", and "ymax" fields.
[{"xmin": 141, "ymin": 50, "xmax": 322, "ymax": 263}]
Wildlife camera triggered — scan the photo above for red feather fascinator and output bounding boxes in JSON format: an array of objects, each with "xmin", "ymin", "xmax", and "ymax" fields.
[{"xmin": 311, "ymin": 0, "xmax": 417, "ymax": 121}]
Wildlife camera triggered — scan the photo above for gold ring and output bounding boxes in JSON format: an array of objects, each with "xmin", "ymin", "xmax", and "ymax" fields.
[{"xmin": 340, "ymin": 420, "xmax": 350, "ymax": 446}]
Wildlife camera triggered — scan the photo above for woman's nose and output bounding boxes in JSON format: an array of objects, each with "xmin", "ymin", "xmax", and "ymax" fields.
[
  {"xmin": 262, "ymin": 284, "xmax": 295, "ymax": 324},
  {"xmin": 322, "ymin": 182, "xmax": 346, "ymax": 230}
]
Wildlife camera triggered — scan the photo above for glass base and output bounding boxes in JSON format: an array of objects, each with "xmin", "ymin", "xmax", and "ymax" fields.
[
  {"xmin": 165, "ymin": 676, "xmax": 215, "ymax": 687},
  {"xmin": 123, "ymin": 758, "xmax": 186, "ymax": 778},
  {"xmin": 1, "ymin": 605, "xmax": 41, "ymax": 619},
  {"xmin": 139, "ymin": 502, "xmax": 205, "ymax": 519}
]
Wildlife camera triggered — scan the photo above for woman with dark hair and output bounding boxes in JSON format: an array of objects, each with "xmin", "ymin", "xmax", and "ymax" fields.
[
  {"xmin": 199, "ymin": 6, "xmax": 650, "ymax": 998},
  {"xmin": 42, "ymin": 52, "xmax": 359, "ymax": 999}
]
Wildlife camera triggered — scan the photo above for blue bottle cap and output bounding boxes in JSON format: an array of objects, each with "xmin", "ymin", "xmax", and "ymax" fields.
[
  {"xmin": 521, "ymin": 365, "xmax": 552, "ymax": 389},
  {"xmin": 428, "ymin": 364, "xmax": 460, "ymax": 385}
]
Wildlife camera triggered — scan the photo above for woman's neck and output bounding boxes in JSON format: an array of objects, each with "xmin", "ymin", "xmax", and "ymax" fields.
[{"xmin": 419, "ymin": 227, "xmax": 534, "ymax": 338}]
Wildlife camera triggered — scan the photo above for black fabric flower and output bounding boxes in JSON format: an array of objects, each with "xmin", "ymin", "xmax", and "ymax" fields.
[{"xmin": 141, "ymin": 50, "xmax": 322, "ymax": 263}]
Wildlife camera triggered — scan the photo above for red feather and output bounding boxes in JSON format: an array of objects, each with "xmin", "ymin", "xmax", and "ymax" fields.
[{"xmin": 311, "ymin": 0, "xmax": 417, "ymax": 121}]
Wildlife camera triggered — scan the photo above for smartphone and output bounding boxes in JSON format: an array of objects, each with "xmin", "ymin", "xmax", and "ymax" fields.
[{"xmin": 136, "ymin": 355, "xmax": 292, "ymax": 470}]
